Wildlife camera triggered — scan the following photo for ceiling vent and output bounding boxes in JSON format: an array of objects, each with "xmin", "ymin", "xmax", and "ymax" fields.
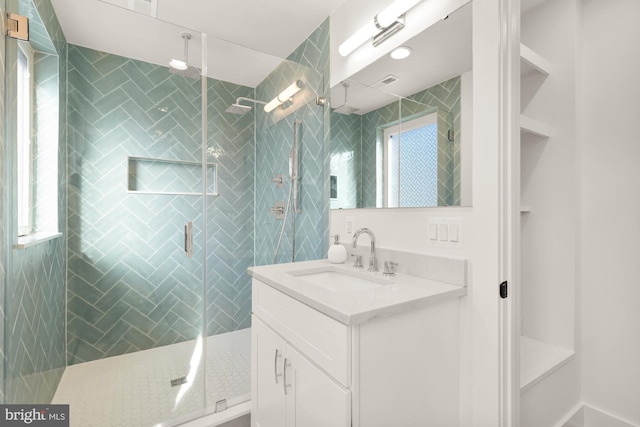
[
  {"xmin": 129, "ymin": 0, "xmax": 157, "ymax": 18},
  {"xmin": 99, "ymin": 0, "xmax": 158, "ymax": 18},
  {"xmin": 372, "ymin": 74, "xmax": 399, "ymax": 88}
]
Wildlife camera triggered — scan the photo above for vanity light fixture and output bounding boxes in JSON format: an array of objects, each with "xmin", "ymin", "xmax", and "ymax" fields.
[
  {"xmin": 390, "ymin": 46, "xmax": 412, "ymax": 59},
  {"xmin": 338, "ymin": 0, "xmax": 423, "ymax": 57},
  {"xmin": 264, "ymin": 80, "xmax": 304, "ymax": 113}
]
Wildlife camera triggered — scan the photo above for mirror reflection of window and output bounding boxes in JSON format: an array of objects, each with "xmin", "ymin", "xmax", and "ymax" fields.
[{"xmin": 383, "ymin": 112, "xmax": 438, "ymax": 208}]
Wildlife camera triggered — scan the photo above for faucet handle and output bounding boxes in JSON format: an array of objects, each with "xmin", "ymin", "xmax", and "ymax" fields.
[
  {"xmin": 383, "ymin": 261, "xmax": 398, "ymax": 276},
  {"xmin": 351, "ymin": 254, "xmax": 363, "ymax": 269}
]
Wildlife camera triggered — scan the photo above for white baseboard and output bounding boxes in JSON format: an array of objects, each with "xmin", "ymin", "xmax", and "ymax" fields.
[
  {"xmin": 554, "ymin": 403, "xmax": 583, "ymax": 427},
  {"xmin": 556, "ymin": 403, "xmax": 639, "ymax": 427}
]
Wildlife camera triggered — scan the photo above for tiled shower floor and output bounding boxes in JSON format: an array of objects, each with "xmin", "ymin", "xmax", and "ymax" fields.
[{"xmin": 52, "ymin": 328, "xmax": 251, "ymax": 427}]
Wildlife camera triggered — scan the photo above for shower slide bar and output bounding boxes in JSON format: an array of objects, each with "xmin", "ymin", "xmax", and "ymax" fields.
[
  {"xmin": 184, "ymin": 221, "xmax": 193, "ymax": 258},
  {"xmin": 273, "ymin": 119, "xmax": 302, "ymax": 264}
]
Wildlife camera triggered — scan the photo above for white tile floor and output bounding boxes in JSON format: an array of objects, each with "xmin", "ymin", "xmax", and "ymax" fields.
[{"xmin": 53, "ymin": 328, "xmax": 251, "ymax": 427}]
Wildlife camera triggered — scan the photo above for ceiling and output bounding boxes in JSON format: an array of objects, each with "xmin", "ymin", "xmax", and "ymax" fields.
[
  {"xmin": 50, "ymin": 0, "xmax": 546, "ymax": 112},
  {"xmin": 50, "ymin": 0, "xmax": 349, "ymax": 88}
]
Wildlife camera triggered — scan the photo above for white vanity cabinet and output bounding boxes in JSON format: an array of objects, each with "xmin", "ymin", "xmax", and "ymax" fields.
[
  {"xmin": 252, "ymin": 316, "xmax": 351, "ymax": 427},
  {"xmin": 251, "ymin": 276, "xmax": 462, "ymax": 427}
]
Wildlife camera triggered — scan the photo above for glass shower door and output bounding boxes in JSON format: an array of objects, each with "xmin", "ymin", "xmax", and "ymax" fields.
[
  {"xmin": 203, "ymin": 27, "xmax": 329, "ymax": 414},
  {"xmin": 52, "ymin": 3, "xmax": 208, "ymax": 425},
  {"xmin": 200, "ymin": 34, "xmax": 259, "ymax": 415}
]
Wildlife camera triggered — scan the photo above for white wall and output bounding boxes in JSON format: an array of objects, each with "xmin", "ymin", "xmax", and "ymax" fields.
[
  {"xmin": 578, "ymin": 0, "xmax": 640, "ymax": 424},
  {"xmin": 460, "ymin": 70, "xmax": 473, "ymax": 206},
  {"xmin": 521, "ymin": 0, "xmax": 578, "ymax": 351},
  {"xmin": 330, "ymin": 1, "xmax": 510, "ymax": 424},
  {"xmin": 330, "ymin": 207, "xmax": 472, "ymax": 256}
]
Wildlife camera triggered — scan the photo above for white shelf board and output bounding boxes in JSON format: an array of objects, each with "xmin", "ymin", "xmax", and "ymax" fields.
[
  {"xmin": 520, "ymin": 43, "xmax": 551, "ymax": 77},
  {"xmin": 16, "ymin": 231, "xmax": 63, "ymax": 249},
  {"xmin": 520, "ymin": 335, "xmax": 575, "ymax": 393},
  {"xmin": 520, "ymin": 114, "xmax": 551, "ymax": 138},
  {"xmin": 520, "ymin": 206, "xmax": 532, "ymax": 213}
]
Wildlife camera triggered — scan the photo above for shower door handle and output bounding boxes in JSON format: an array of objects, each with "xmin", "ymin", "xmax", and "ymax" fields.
[{"xmin": 184, "ymin": 222, "xmax": 193, "ymax": 258}]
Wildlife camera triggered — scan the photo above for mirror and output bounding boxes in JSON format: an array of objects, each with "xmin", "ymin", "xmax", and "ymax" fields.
[{"xmin": 330, "ymin": 2, "xmax": 472, "ymax": 209}]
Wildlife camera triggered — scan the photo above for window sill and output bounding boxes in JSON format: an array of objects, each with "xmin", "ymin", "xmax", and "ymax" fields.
[{"xmin": 16, "ymin": 231, "xmax": 63, "ymax": 249}]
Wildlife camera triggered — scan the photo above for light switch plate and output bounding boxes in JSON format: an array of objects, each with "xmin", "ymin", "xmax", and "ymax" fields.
[
  {"xmin": 438, "ymin": 224, "xmax": 449, "ymax": 241},
  {"xmin": 448, "ymin": 224, "xmax": 459, "ymax": 242},
  {"xmin": 428, "ymin": 217, "xmax": 464, "ymax": 248},
  {"xmin": 346, "ymin": 216, "xmax": 355, "ymax": 234},
  {"xmin": 428, "ymin": 223, "xmax": 438, "ymax": 240}
]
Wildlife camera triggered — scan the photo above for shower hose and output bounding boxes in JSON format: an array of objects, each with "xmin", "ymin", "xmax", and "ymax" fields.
[{"xmin": 273, "ymin": 174, "xmax": 295, "ymax": 264}]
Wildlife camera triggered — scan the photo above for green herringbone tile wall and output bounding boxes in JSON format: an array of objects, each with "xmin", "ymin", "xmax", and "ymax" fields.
[
  {"xmin": 67, "ymin": 45, "xmax": 255, "ymax": 365},
  {"xmin": 0, "ymin": 0, "xmax": 7, "ymax": 405},
  {"xmin": 330, "ymin": 112, "xmax": 361, "ymax": 209},
  {"xmin": 254, "ymin": 19, "xmax": 330, "ymax": 265},
  {"xmin": 3, "ymin": 0, "xmax": 68, "ymax": 405}
]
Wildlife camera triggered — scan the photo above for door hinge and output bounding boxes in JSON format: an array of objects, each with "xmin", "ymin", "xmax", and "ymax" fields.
[
  {"xmin": 499, "ymin": 281, "xmax": 508, "ymax": 299},
  {"xmin": 7, "ymin": 13, "xmax": 29, "ymax": 41}
]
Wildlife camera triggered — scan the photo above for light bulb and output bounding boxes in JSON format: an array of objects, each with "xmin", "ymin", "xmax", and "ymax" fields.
[
  {"xmin": 277, "ymin": 80, "xmax": 303, "ymax": 102},
  {"xmin": 338, "ymin": 19, "xmax": 378, "ymax": 57},
  {"xmin": 263, "ymin": 98, "xmax": 281, "ymax": 113},
  {"xmin": 264, "ymin": 80, "xmax": 304, "ymax": 113}
]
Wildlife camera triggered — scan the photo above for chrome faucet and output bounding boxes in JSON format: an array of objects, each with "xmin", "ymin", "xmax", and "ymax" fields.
[{"xmin": 351, "ymin": 228, "xmax": 378, "ymax": 272}]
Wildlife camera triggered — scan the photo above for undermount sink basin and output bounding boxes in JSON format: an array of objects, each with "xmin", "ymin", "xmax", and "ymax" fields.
[{"xmin": 287, "ymin": 266, "xmax": 392, "ymax": 293}]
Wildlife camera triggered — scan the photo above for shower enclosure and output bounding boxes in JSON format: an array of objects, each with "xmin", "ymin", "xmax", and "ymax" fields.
[{"xmin": 2, "ymin": 1, "xmax": 328, "ymax": 426}]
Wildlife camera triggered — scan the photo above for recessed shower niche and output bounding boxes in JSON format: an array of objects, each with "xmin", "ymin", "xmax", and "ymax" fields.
[{"xmin": 127, "ymin": 156, "xmax": 218, "ymax": 196}]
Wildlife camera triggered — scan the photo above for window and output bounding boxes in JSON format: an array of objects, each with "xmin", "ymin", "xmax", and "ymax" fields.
[
  {"xmin": 15, "ymin": 39, "xmax": 60, "ymax": 246},
  {"xmin": 17, "ymin": 41, "xmax": 34, "ymax": 236},
  {"xmin": 383, "ymin": 113, "xmax": 439, "ymax": 208}
]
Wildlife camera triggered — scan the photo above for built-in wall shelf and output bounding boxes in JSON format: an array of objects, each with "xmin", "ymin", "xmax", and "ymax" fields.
[
  {"xmin": 520, "ymin": 43, "xmax": 551, "ymax": 77},
  {"xmin": 520, "ymin": 336, "xmax": 575, "ymax": 393},
  {"xmin": 520, "ymin": 206, "xmax": 532, "ymax": 213},
  {"xmin": 520, "ymin": 114, "xmax": 551, "ymax": 138},
  {"xmin": 127, "ymin": 156, "xmax": 218, "ymax": 196}
]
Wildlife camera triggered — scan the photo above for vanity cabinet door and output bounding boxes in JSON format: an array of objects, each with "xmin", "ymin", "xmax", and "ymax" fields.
[
  {"xmin": 252, "ymin": 316, "xmax": 286, "ymax": 427},
  {"xmin": 253, "ymin": 315, "xmax": 351, "ymax": 427},
  {"xmin": 285, "ymin": 344, "xmax": 351, "ymax": 427}
]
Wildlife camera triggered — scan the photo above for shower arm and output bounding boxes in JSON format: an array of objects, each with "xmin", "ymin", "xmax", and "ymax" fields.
[
  {"xmin": 291, "ymin": 119, "xmax": 302, "ymax": 213},
  {"xmin": 182, "ymin": 35, "xmax": 189, "ymax": 64}
]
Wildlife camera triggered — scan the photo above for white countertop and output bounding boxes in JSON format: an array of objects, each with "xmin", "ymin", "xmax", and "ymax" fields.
[{"xmin": 248, "ymin": 259, "xmax": 467, "ymax": 325}]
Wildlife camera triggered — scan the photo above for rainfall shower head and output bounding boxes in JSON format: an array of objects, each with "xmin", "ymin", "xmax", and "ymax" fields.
[
  {"xmin": 169, "ymin": 33, "xmax": 202, "ymax": 80},
  {"xmin": 169, "ymin": 65, "xmax": 202, "ymax": 80},
  {"xmin": 225, "ymin": 97, "xmax": 268, "ymax": 115},
  {"xmin": 225, "ymin": 103, "xmax": 252, "ymax": 115},
  {"xmin": 333, "ymin": 82, "xmax": 359, "ymax": 115}
]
